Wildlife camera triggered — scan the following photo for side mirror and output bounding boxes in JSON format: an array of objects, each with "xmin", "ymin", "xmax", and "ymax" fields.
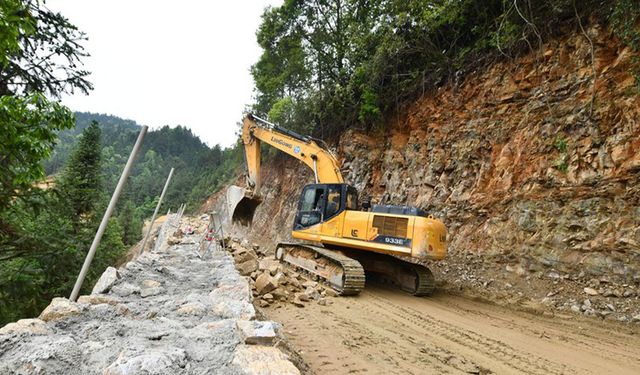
[{"xmin": 361, "ymin": 196, "xmax": 371, "ymax": 211}]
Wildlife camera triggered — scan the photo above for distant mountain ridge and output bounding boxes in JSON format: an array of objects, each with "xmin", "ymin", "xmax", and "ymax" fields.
[
  {"xmin": 45, "ymin": 112, "xmax": 141, "ymax": 174},
  {"xmin": 45, "ymin": 111, "xmax": 240, "ymax": 213}
]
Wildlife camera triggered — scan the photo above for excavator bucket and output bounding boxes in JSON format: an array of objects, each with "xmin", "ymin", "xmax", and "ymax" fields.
[{"xmin": 226, "ymin": 185, "xmax": 262, "ymax": 226}]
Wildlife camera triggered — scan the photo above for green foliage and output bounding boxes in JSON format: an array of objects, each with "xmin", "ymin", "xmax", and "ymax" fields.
[
  {"xmin": 358, "ymin": 88, "xmax": 382, "ymax": 127},
  {"xmin": 89, "ymin": 218, "xmax": 126, "ymax": 281},
  {"xmin": 268, "ymin": 97, "xmax": 295, "ymax": 127},
  {"xmin": 610, "ymin": 0, "xmax": 640, "ymax": 89},
  {"xmin": 0, "ymin": 0, "xmax": 92, "ymax": 97},
  {"xmin": 554, "ymin": 137, "xmax": 569, "ymax": 173},
  {"xmin": 45, "ymin": 112, "xmax": 243, "ymax": 216},
  {"xmin": 0, "ymin": 93, "xmax": 74, "ymax": 211},
  {"xmin": 0, "ymin": 121, "xmax": 133, "ymax": 325},
  {"xmin": 57, "ymin": 121, "xmax": 103, "ymax": 224},
  {"xmin": 554, "ymin": 137, "xmax": 568, "ymax": 153},
  {"xmin": 611, "ymin": 0, "xmax": 640, "ymax": 51},
  {"xmin": 1, "ymin": 0, "xmax": 96, "ymax": 325},
  {"xmin": 0, "ymin": 0, "xmax": 34, "ymax": 69},
  {"xmin": 118, "ymin": 200, "xmax": 142, "ymax": 246},
  {"xmin": 252, "ymin": 0, "xmax": 638, "ymax": 135},
  {"xmin": 555, "ymin": 158, "xmax": 569, "ymax": 173}
]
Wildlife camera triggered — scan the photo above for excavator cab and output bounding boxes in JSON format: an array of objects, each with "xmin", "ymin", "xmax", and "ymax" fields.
[{"xmin": 293, "ymin": 183, "xmax": 358, "ymax": 230}]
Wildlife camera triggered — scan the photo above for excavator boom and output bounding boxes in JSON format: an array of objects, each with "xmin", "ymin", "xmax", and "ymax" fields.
[
  {"xmin": 228, "ymin": 114, "xmax": 343, "ymax": 225},
  {"xmin": 241, "ymin": 114, "xmax": 343, "ymax": 192}
]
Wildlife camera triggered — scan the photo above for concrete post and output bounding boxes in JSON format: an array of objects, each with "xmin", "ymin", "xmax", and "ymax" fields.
[
  {"xmin": 139, "ymin": 167, "xmax": 174, "ymax": 255},
  {"xmin": 70, "ymin": 126, "xmax": 148, "ymax": 301}
]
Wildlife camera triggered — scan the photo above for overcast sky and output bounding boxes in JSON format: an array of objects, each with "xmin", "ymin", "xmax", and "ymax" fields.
[{"xmin": 48, "ymin": 0, "xmax": 282, "ymax": 148}]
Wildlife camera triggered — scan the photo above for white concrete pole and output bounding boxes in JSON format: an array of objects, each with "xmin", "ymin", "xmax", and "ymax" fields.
[
  {"xmin": 138, "ymin": 167, "xmax": 174, "ymax": 255},
  {"xmin": 70, "ymin": 126, "xmax": 148, "ymax": 301}
]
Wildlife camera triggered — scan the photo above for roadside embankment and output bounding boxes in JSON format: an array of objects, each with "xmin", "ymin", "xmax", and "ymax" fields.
[{"xmin": 0, "ymin": 215, "xmax": 300, "ymax": 375}]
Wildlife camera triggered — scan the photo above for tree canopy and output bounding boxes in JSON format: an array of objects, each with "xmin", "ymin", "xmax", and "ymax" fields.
[
  {"xmin": 0, "ymin": 0, "xmax": 92, "ymax": 97},
  {"xmin": 252, "ymin": 0, "xmax": 640, "ymax": 137}
]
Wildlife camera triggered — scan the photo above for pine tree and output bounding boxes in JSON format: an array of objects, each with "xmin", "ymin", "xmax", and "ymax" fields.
[
  {"xmin": 118, "ymin": 200, "xmax": 142, "ymax": 245},
  {"xmin": 57, "ymin": 120, "xmax": 103, "ymax": 227}
]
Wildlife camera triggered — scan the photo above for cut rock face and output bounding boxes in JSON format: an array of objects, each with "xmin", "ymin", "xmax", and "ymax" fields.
[
  {"xmin": 255, "ymin": 273, "xmax": 278, "ymax": 295},
  {"xmin": 236, "ymin": 320, "xmax": 278, "ymax": 345}
]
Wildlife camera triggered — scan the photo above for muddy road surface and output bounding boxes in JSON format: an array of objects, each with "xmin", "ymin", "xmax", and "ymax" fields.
[{"xmin": 265, "ymin": 284, "xmax": 640, "ymax": 374}]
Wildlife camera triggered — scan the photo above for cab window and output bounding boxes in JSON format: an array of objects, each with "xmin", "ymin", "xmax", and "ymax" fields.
[
  {"xmin": 300, "ymin": 186, "xmax": 324, "ymax": 212},
  {"xmin": 325, "ymin": 186, "xmax": 341, "ymax": 218},
  {"xmin": 295, "ymin": 186, "xmax": 325, "ymax": 229},
  {"xmin": 346, "ymin": 187, "xmax": 358, "ymax": 210}
]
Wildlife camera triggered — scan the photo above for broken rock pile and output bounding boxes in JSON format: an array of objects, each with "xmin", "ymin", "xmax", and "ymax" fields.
[{"xmin": 226, "ymin": 238, "xmax": 339, "ymax": 309}]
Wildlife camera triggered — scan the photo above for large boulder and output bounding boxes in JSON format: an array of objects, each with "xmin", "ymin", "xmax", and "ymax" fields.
[
  {"xmin": 237, "ymin": 259, "xmax": 259, "ymax": 276},
  {"xmin": 232, "ymin": 345, "xmax": 300, "ymax": 375},
  {"xmin": 235, "ymin": 249, "xmax": 258, "ymax": 264},
  {"xmin": 39, "ymin": 297, "xmax": 81, "ymax": 322},
  {"xmin": 236, "ymin": 320, "xmax": 278, "ymax": 345},
  {"xmin": 258, "ymin": 259, "xmax": 281, "ymax": 276},
  {"xmin": 92, "ymin": 266, "xmax": 119, "ymax": 294},
  {"xmin": 254, "ymin": 273, "xmax": 278, "ymax": 295}
]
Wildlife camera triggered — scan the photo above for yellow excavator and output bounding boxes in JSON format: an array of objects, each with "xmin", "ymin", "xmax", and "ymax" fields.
[{"xmin": 228, "ymin": 114, "xmax": 447, "ymax": 296}]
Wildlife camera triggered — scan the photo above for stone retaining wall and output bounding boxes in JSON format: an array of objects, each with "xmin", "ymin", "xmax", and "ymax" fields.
[{"xmin": 0, "ymin": 216, "xmax": 299, "ymax": 374}]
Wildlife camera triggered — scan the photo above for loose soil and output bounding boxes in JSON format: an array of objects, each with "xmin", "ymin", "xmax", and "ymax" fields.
[{"xmin": 264, "ymin": 283, "xmax": 640, "ymax": 375}]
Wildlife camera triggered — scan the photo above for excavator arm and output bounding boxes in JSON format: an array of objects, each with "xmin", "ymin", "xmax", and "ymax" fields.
[
  {"xmin": 241, "ymin": 113, "xmax": 343, "ymax": 194},
  {"xmin": 227, "ymin": 114, "xmax": 343, "ymax": 225}
]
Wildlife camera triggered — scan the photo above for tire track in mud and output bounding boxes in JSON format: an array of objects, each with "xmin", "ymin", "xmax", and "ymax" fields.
[
  {"xmin": 364, "ymin": 291, "xmax": 567, "ymax": 374},
  {"xmin": 323, "ymin": 300, "xmax": 487, "ymax": 374},
  {"xmin": 266, "ymin": 286, "xmax": 640, "ymax": 375},
  {"xmin": 456, "ymin": 303, "xmax": 640, "ymax": 364},
  {"xmin": 289, "ymin": 307, "xmax": 455, "ymax": 374},
  {"xmin": 324, "ymin": 309, "xmax": 460, "ymax": 375},
  {"xmin": 410, "ymin": 293, "xmax": 640, "ymax": 369}
]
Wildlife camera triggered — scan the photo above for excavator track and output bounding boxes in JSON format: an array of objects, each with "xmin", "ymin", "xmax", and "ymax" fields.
[
  {"xmin": 390, "ymin": 254, "xmax": 436, "ymax": 296},
  {"xmin": 275, "ymin": 242, "xmax": 365, "ymax": 295},
  {"xmin": 406, "ymin": 262, "xmax": 436, "ymax": 296},
  {"xmin": 338, "ymin": 250, "xmax": 436, "ymax": 296}
]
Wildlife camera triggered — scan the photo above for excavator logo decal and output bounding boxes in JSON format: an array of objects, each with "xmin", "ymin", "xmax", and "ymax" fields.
[
  {"xmin": 271, "ymin": 136, "xmax": 293, "ymax": 149},
  {"xmin": 294, "ymin": 146, "xmax": 301, "ymax": 154}
]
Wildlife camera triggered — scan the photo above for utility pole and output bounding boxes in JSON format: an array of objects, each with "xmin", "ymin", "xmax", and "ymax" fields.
[
  {"xmin": 70, "ymin": 126, "xmax": 147, "ymax": 301},
  {"xmin": 139, "ymin": 168, "xmax": 174, "ymax": 255}
]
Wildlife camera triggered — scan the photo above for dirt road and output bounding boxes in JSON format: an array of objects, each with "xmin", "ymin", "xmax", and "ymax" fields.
[{"xmin": 265, "ymin": 285, "xmax": 640, "ymax": 374}]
